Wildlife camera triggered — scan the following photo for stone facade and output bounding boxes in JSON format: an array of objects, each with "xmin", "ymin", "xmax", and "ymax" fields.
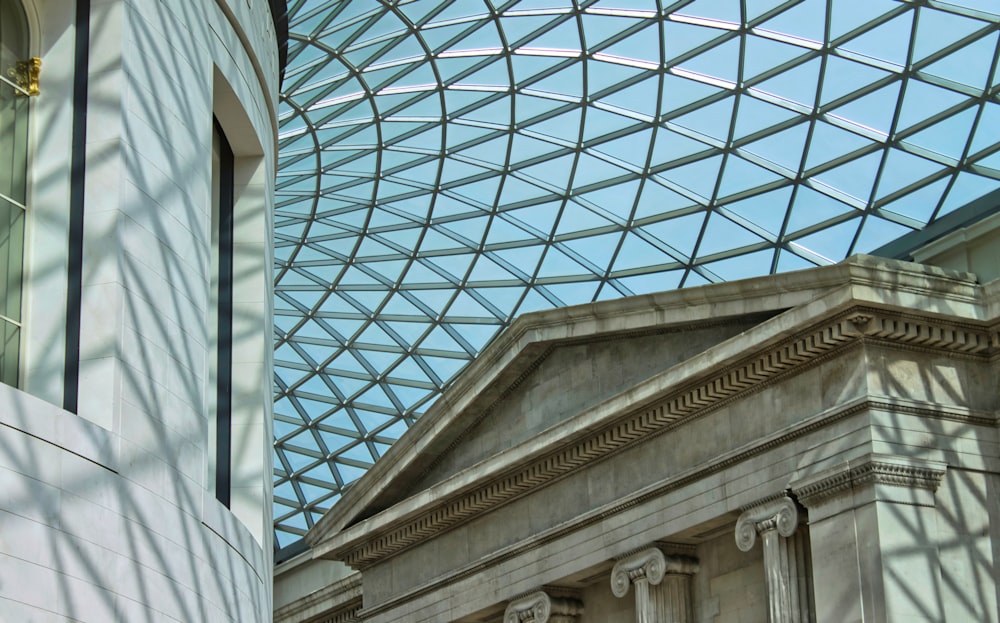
[
  {"xmin": 276, "ymin": 251, "xmax": 1000, "ymax": 623},
  {"xmin": 0, "ymin": 1, "xmax": 278, "ymax": 620}
]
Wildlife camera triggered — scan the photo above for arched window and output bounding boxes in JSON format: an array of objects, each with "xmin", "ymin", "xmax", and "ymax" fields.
[{"xmin": 0, "ymin": 0, "xmax": 30, "ymax": 386}]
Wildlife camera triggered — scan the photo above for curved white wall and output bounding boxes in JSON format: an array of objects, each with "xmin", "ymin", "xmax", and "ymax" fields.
[{"xmin": 1, "ymin": 0, "xmax": 277, "ymax": 620}]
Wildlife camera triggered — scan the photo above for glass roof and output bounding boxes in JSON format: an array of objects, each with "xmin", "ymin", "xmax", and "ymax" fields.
[{"xmin": 274, "ymin": 0, "xmax": 1000, "ymax": 553}]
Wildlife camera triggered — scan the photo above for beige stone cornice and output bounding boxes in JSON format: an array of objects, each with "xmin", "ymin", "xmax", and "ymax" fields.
[
  {"xmin": 792, "ymin": 454, "xmax": 947, "ymax": 508},
  {"xmin": 315, "ymin": 302, "xmax": 993, "ymax": 570},
  {"xmin": 273, "ymin": 573, "xmax": 361, "ymax": 623}
]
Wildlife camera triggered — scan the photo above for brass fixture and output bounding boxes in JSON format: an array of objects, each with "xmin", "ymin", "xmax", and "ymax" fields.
[{"xmin": 7, "ymin": 57, "xmax": 41, "ymax": 96}]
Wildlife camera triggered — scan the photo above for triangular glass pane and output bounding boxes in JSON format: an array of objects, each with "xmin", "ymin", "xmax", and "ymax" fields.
[
  {"xmin": 676, "ymin": 38, "xmax": 741, "ymax": 85},
  {"xmin": 612, "ymin": 232, "xmax": 682, "ymax": 271},
  {"xmin": 470, "ymin": 286, "xmax": 525, "ymax": 317},
  {"xmin": 519, "ymin": 153, "xmax": 577, "ymax": 190},
  {"xmin": 675, "ymin": 0, "xmax": 741, "ymax": 23},
  {"xmin": 912, "ymin": 7, "xmax": 984, "ymax": 63},
  {"xmin": 746, "ymin": 0, "xmax": 793, "ymax": 23},
  {"xmin": 743, "ymin": 34, "xmax": 806, "ymax": 81},
  {"xmin": 632, "ymin": 180, "xmax": 695, "ymax": 220},
  {"xmin": 700, "ymin": 249, "xmax": 775, "ymax": 281},
  {"xmin": 639, "ymin": 212, "xmax": 707, "ymax": 259},
  {"xmin": 819, "ymin": 56, "xmax": 892, "ymax": 106},
  {"xmin": 733, "ymin": 96, "xmax": 798, "ymax": 140},
  {"xmin": 617, "ymin": 269, "xmax": 684, "ymax": 295},
  {"xmin": 970, "ymin": 102, "xmax": 1000, "ymax": 157},
  {"xmin": 673, "ymin": 96, "xmax": 735, "ymax": 142},
  {"xmin": 501, "ymin": 14, "xmax": 562, "ymax": 46},
  {"xmin": 503, "ymin": 199, "xmax": 562, "ymax": 234},
  {"xmin": 562, "ymin": 231, "xmax": 623, "ymax": 270},
  {"xmin": 574, "ymin": 153, "xmax": 630, "ymax": 187},
  {"xmin": 923, "ymin": 32, "xmax": 997, "ymax": 90},
  {"xmin": 775, "ymin": 248, "xmax": 820, "ymax": 271},
  {"xmin": 812, "ymin": 151, "xmax": 883, "ymax": 202},
  {"xmin": 663, "ymin": 20, "xmax": 727, "ymax": 65},
  {"xmin": 875, "ymin": 149, "xmax": 946, "ymax": 200},
  {"xmin": 854, "ymin": 215, "xmax": 913, "ymax": 253},
  {"xmin": 537, "ymin": 246, "xmax": 592, "ymax": 278},
  {"xmin": 785, "ymin": 186, "xmax": 855, "ymax": 234},
  {"xmin": 594, "ymin": 128, "xmax": 654, "ymax": 165},
  {"xmin": 530, "ymin": 62, "xmax": 584, "ymax": 98},
  {"xmin": 526, "ymin": 107, "xmax": 584, "ymax": 140},
  {"xmin": 513, "ymin": 287, "xmax": 554, "ymax": 315},
  {"xmin": 758, "ymin": 0, "xmax": 826, "ymax": 44},
  {"xmin": 601, "ymin": 22, "xmax": 660, "ymax": 65},
  {"xmin": 555, "ymin": 201, "xmax": 618, "ymax": 235},
  {"xmin": 467, "ymin": 254, "xmax": 521, "ymax": 283},
  {"xmin": 660, "ymin": 155, "xmax": 724, "ymax": 199},
  {"xmin": 660, "ymin": 73, "xmax": 726, "ymax": 116},
  {"xmin": 582, "ymin": 106, "xmax": 639, "ymax": 142},
  {"xmin": 828, "ymin": 82, "xmax": 902, "ymax": 136},
  {"xmin": 878, "ymin": 177, "xmax": 947, "ymax": 224},
  {"xmin": 721, "ymin": 186, "xmax": 794, "ymax": 237},
  {"xmin": 743, "ymin": 122, "xmax": 809, "ymax": 171},
  {"xmin": 544, "ymin": 281, "xmax": 601, "ymax": 306},
  {"xmin": 523, "ymin": 18, "xmax": 581, "ymax": 51},
  {"xmin": 599, "ymin": 77, "xmax": 661, "ymax": 118},
  {"xmin": 650, "ymin": 128, "xmax": 712, "ymax": 166},
  {"xmin": 838, "ymin": 12, "xmax": 914, "ymax": 68},
  {"xmin": 791, "ymin": 216, "xmax": 862, "ymax": 261},
  {"xmin": 829, "ymin": 0, "xmax": 901, "ymax": 41},
  {"xmin": 695, "ymin": 212, "xmax": 766, "ymax": 257},
  {"xmin": 805, "ymin": 120, "xmax": 877, "ymax": 171},
  {"xmin": 897, "ymin": 79, "xmax": 969, "ymax": 134},
  {"xmin": 492, "ymin": 245, "xmax": 547, "ymax": 276},
  {"xmin": 421, "ymin": 325, "xmax": 467, "ymax": 353},
  {"xmin": 938, "ymin": 172, "xmax": 1000, "ymax": 217},
  {"xmin": 584, "ymin": 14, "xmax": 639, "ymax": 50},
  {"xmin": 718, "ymin": 155, "xmax": 783, "ymax": 198},
  {"xmin": 513, "ymin": 54, "xmax": 569, "ymax": 84}
]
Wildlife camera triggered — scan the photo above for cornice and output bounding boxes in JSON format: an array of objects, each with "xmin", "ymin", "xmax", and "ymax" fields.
[
  {"xmin": 792, "ymin": 455, "xmax": 947, "ymax": 508},
  {"xmin": 273, "ymin": 573, "xmax": 362, "ymax": 623},
  {"xmin": 319, "ymin": 306, "xmax": 995, "ymax": 570}
]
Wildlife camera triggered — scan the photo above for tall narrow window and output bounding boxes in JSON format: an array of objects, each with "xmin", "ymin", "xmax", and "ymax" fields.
[
  {"xmin": 0, "ymin": 0, "xmax": 29, "ymax": 387},
  {"xmin": 211, "ymin": 119, "xmax": 234, "ymax": 508}
]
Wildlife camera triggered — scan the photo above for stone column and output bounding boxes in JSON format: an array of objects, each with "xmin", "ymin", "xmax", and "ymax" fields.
[
  {"xmin": 735, "ymin": 495, "xmax": 810, "ymax": 623},
  {"xmin": 790, "ymin": 454, "xmax": 946, "ymax": 623},
  {"xmin": 504, "ymin": 590, "xmax": 583, "ymax": 623},
  {"xmin": 610, "ymin": 547, "xmax": 699, "ymax": 623}
]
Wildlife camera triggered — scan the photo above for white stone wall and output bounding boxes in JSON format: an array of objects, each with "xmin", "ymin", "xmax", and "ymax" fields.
[{"xmin": 1, "ymin": 0, "xmax": 276, "ymax": 620}]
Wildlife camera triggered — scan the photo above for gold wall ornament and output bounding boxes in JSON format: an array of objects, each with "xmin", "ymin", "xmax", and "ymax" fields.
[{"xmin": 7, "ymin": 57, "xmax": 41, "ymax": 96}]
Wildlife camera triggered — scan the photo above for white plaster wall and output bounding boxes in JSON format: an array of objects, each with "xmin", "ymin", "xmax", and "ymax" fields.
[{"xmin": 0, "ymin": 0, "xmax": 277, "ymax": 620}]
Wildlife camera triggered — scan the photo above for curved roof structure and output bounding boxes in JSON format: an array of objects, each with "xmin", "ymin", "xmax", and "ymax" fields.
[{"xmin": 273, "ymin": 0, "xmax": 1000, "ymax": 553}]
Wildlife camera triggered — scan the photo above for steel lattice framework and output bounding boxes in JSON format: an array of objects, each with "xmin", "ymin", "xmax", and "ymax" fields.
[{"xmin": 273, "ymin": 0, "xmax": 1000, "ymax": 553}]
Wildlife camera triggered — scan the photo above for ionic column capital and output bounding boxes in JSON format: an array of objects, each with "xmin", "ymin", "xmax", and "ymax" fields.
[
  {"xmin": 611, "ymin": 547, "xmax": 699, "ymax": 597},
  {"xmin": 504, "ymin": 591, "xmax": 583, "ymax": 623},
  {"xmin": 735, "ymin": 495, "xmax": 798, "ymax": 552}
]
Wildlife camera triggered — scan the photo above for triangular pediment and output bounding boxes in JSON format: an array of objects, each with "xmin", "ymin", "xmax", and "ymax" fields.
[{"xmin": 308, "ymin": 256, "xmax": 917, "ymax": 546}]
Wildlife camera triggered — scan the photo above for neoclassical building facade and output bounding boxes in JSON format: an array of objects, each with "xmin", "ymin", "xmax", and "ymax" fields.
[{"xmin": 275, "ymin": 209, "xmax": 1000, "ymax": 622}]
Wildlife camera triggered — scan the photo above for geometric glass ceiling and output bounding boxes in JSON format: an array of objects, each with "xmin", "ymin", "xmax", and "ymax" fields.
[{"xmin": 274, "ymin": 0, "xmax": 1000, "ymax": 554}]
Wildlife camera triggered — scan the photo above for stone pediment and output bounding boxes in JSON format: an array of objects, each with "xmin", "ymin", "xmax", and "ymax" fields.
[{"xmin": 305, "ymin": 256, "xmax": 990, "ymax": 562}]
